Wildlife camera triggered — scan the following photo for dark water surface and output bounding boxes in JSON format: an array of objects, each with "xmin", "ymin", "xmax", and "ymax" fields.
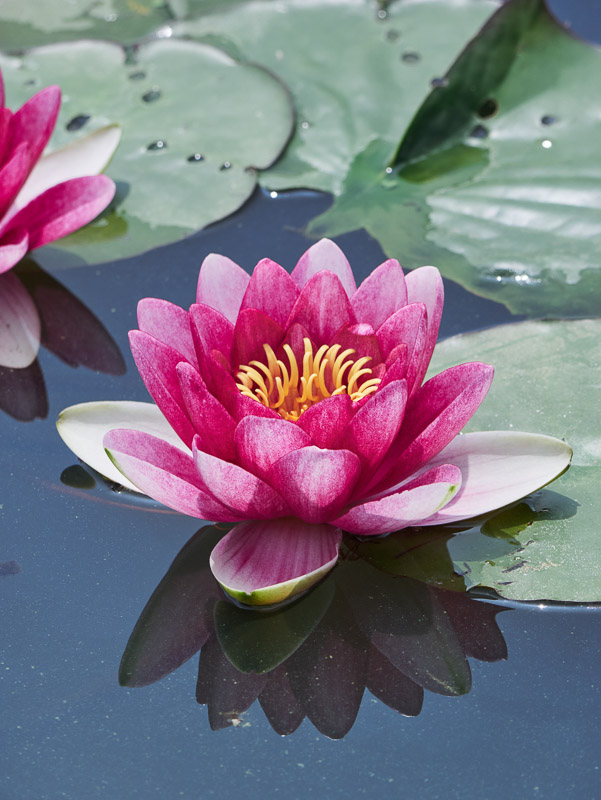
[{"xmin": 2, "ymin": 186, "xmax": 600, "ymax": 800}]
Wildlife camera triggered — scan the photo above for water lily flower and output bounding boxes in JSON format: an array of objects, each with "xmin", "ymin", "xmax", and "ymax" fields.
[
  {"xmin": 57, "ymin": 239, "xmax": 572, "ymax": 604},
  {"xmin": 0, "ymin": 68, "xmax": 120, "ymax": 274}
]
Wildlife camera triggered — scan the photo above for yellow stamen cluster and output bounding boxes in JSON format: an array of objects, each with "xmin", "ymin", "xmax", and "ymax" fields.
[{"xmin": 236, "ymin": 337, "xmax": 381, "ymax": 421}]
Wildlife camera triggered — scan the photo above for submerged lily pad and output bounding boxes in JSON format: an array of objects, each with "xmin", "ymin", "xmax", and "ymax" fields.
[
  {"xmin": 309, "ymin": 0, "xmax": 601, "ymax": 317},
  {"xmin": 175, "ymin": 0, "xmax": 497, "ymax": 194},
  {"xmin": 427, "ymin": 318, "xmax": 601, "ymax": 602},
  {"xmin": 0, "ymin": 38, "xmax": 293, "ymax": 265}
]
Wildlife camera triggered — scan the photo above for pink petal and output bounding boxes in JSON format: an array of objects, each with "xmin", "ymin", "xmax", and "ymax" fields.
[
  {"xmin": 193, "ymin": 441, "xmax": 289, "ymax": 519},
  {"xmin": 376, "ymin": 302, "xmax": 427, "ymax": 393},
  {"xmin": 0, "ymin": 175, "xmax": 115, "ymax": 249},
  {"xmin": 286, "ymin": 271, "xmax": 355, "ymax": 345},
  {"xmin": 0, "ymin": 227, "xmax": 29, "ymax": 274},
  {"xmin": 210, "ymin": 518, "xmax": 342, "ymax": 605},
  {"xmin": 137, "ymin": 298, "xmax": 197, "ymax": 367},
  {"xmin": 129, "ymin": 330, "xmax": 196, "ymax": 447},
  {"xmin": 177, "ymin": 362, "xmax": 236, "ymax": 461},
  {"xmin": 0, "ymin": 271, "xmax": 40, "ymax": 367},
  {"xmin": 240, "ymin": 257, "xmax": 299, "ymax": 326},
  {"xmin": 405, "ymin": 266, "xmax": 444, "ymax": 388},
  {"xmin": 7, "ymin": 85, "xmax": 61, "ymax": 169},
  {"xmin": 296, "ymin": 394, "xmax": 353, "ymax": 449},
  {"xmin": 196, "ymin": 252, "xmax": 250, "ymax": 323},
  {"xmin": 189, "ymin": 303, "xmax": 234, "ymax": 386},
  {"xmin": 333, "ymin": 464, "xmax": 462, "ymax": 535},
  {"xmin": 268, "ymin": 446, "xmax": 361, "ymax": 523},
  {"xmin": 291, "ymin": 238, "xmax": 357, "ymax": 298},
  {"xmin": 104, "ymin": 429, "xmax": 238, "ymax": 521},
  {"xmin": 338, "ymin": 379, "xmax": 407, "ymax": 473},
  {"xmin": 418, "ymin": 431, "xmax": 573, "ymax": 526},
  {"xmin": 333, "ymin": 322, "xmax": 383, "ymax": 366},
  {"xmin": 0, "ymin": 142, "xmax": 31, "ymax": 215},
  {"xmin": 378, "ymin": 349, "xmax": 408, "ymax": 390},
  {"xmin": 370, "ymin": 362, "xmax": 494, "ymax": 493},
  {"xmin": 234, "ymin": 416, "xmax": 312, "ymax": 481},
  {"xmin": 231, "ymin": 308, "xmax": 284, "ymax": 369},
  {"xmin": 351, "ymin": 259, "xmax": 408, "ymax": 329}
]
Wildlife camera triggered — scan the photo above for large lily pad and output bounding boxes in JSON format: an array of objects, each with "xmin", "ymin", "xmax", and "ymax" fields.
[
  {"xmin": 308, "ymin": 0, "xmax": 601, "ymax": 317},
  {"xmin": 426, "ymin": 318, "xmax": 601, "ymax": 602},
  {"xmin": 0, "ymin": 38, "xmax": 293, "ymax": 265},
  {"xmin": 175, "ymin": 0, "xmax": 498, "ymax": 194}
]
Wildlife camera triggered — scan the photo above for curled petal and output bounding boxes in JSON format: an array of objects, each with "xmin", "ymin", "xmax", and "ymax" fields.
[
  {"xmin": 0, "ymin": 272, "xmax": 40, "ymax": 368},
  {"xmin": 196, "ymin": 252, "xmax": 249, "ymax": 323},
  {"xmin": 291, "ymin": 238, "xmax": 357, "ymax": 298},
  {"xmin": 210, "ymin": 518, "xmax": 342, "ymax": 605},
  {"xmin": 419, "ymin": 431, "xmax": 573, "ymax": 525}
]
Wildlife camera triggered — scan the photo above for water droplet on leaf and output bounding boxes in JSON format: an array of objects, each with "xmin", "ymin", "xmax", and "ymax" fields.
[
  {"xmin": 129, "ymin": 71, "xmax": 146, "ymax": 81},
  {"xmin": 469, "ymin": 124, "xmax": 489, "ymax": 139},
  {"xmin": 377, "ymin": 9, "xmax": 387, "ymax": 19},
  {"xmin": 541, "ymin": 139, "xmax": 553, "ymax": 149},
  {"xmin": 220, "ymin": 161, "xmax": 232, "ymax": 170},
  {"xmin": 401, "ymin": 52, "xmax": 421, "ymax": 64},
  {"xmin": 386, "ymin": 30, "xmax": 401, "ymax": 41},
  {"xmin": 541, "ymin": 115, "xmax": 557, "ymax": 126},
  {"xmin": 142, "ymin": 88, "xmax": 161, "ymax": 103},
  {"xmin": 66, "ymin": 114, "xmax": 91, "ymax": 132},
  {"xmin": 187, "ymin": 153, "xmax": 204, "ymax": 163},
  {"xmin": 431, "ymin": 77, "xmax": 448, "ymax": 88},
  {"xmin": 477, "ymin": 98, "xmax": 498, "ymax": 118},
  {"xmin": 147, "ymin": 140, "xmax": 167, "ymax": 151},
  {"xmin": 300, "ymin": 121, "xmax": 310, "ymax": 130}
]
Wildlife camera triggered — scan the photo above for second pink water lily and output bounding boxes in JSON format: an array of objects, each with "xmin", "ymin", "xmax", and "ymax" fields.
[{"xmin": 57, "ymin": 240, "xmax": 571, "ymax": 604}]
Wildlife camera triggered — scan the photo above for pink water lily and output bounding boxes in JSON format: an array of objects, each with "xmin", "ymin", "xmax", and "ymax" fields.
[
  {"xmin": 0, "ymin": 68, "xmax": 120, "ymax": 274},
  {"xmin": 57, "ymin": 239, "xmax": 571, "ymax": 604}
]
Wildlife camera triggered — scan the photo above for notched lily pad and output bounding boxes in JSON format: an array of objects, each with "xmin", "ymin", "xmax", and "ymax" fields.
[
  {"xmin": 0, "ymin": 38, "xmax": 293, "ymax": 265},
  {"xmin": 427, "ymin": 318, "xmax": 601, "ymax": 602}
]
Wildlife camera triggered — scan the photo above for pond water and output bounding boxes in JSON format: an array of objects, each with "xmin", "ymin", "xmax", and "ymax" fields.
[{"xmin": 2, "ymin": 186, "xmax": 600, "ymax": 800}]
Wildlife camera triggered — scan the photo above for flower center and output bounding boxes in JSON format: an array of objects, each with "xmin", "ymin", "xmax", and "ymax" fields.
[{"xmin": 235, "ymin": 337, "xmax": 381, "ymax": 421}]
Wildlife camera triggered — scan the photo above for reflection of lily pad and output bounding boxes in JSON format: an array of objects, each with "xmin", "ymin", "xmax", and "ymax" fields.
[
  {"xmin": 308, "ymin": 0, "xmax": 601, "ymax": 317},
  {"xmin": 175, "ymin": 0, "xmax": 497, "ymax": 194},
  {"xmin": 0, "ymin": 38, "xmax": 293, "ymax": 265},
  {"xmin": 427, "ymin": 319, "xmax": 601, "ymax": 602}
]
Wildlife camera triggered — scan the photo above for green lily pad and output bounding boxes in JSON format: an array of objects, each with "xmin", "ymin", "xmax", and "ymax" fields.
[
  {"xmin": 0, "ymin": 38, "xmax": 293, "ymax": 265},
  {"xmin": 174, "ymin": 0, "xmax": 498, "ymax": 194},
  {"xmin": 427, "ymin": 318, "xmax": 601, "ymax": 602},
  {"xmin": 308, "ymin": 0, "xmax": 601, "ymax": 317}
]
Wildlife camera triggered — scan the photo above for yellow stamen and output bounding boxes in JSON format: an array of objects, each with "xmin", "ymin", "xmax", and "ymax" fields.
[{"xmin": 235, "ymin": 338, "xmax": 382, "ymax": 421}]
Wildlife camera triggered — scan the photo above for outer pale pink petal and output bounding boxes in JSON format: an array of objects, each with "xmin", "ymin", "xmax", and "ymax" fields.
[
  {"xmin": 240, "ymin": 258, "xmax": 299, "ymax": 325},
  {"xmin": 339, "ymin": 380, "xmax": 407, "ymax": 473},
  {"xmin": 376, "ymin": 303, "xmax": 427, "ymax": 393},
  {"xmin": 177, "ymin": 362, "xmax": 236, "ymax": 461},
  {"xmin": 0, "ymin": 228, "xmax": 29, "ymax": 274},
  {"xmin": 286, "ymin": 271, "xmax": 355, "ymax": 345},
  {"xmin": 0, "ymin": 175, "xmax": 115, "ymax": 249},
  {"xmin": 0, "ymin": 272, "xmax": 40, "ymax": 367},
  {"xmin": 12, "ymin": 124, "xmax": 121, "ymax": 213},
  {"xmin": 370, "ymin": 362, "xmax": 494, "ymax": 493},
  {"xmin": 235, "ymin": 416, "xmax": 312, "ymax": 481},
  {"xmin": 196, "ymin": 252, "xmax": 250, "ymax": 323},
  {"xmin": 351, "ymin": 259, "xmax": 408, "ymax": 329},
  {"xmin": 405, "ymin": 266, "xmax": 444, "ymax": 387},
  {"xmin": 296, "ymin": 394, "xmax": 353, "ymax": 449},
  {"xmin": 291, "ymin": 238, "xmax": 357, "ymax": 297},
  {"xmin": 8, "ymin": 85, "xmax": 61, "ymax": 167},
  {"xmin": 193, "ymin": 440, "xmax": 289, "ymax": 519},
  {"xmin": 333, "ymin": 465, "xmax": 462, "ymax": 535},
  {"xmin": 210, "ymin": 518, "xmax": 342, "ymax": 605},
  {"xmin": 268, "ymin": 446, "xmax": 361, "ymax": 523},
  {"xmin": 418, "ymin": 432, "xmax": 572, "ymax": 526},
  {"xmin": 137, "ymin": 298, "xmax": 197, "ymax": 367},
  {"xmin": 105, "ymin": 429, "xmax": 238, "ymax": 521},
  {"xmin": 129, "ymin": 330, "xmax": 196, "ymax": 447},
  {"xmin": 231, "ymin": 308, "xmax": 284, "ymax": 369}
]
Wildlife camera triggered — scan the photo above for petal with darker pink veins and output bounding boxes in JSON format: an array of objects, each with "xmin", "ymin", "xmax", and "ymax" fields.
[
  {"xmin": 0, "ymin": 142, "xmax": 31, "ymax": 216},
  {"xmin": 104, "ymin": 429, "xmax": 238, "ymax": 521},
  {"xmin": 193, "ymin": 441, "xmax": 289, "ymax": 519},
  {"xmin": 291, "ymin": 238, "xmax": 357, "ymax": 298},
  {"xmin": 8, "ymin": 86, "xmax": 61, "ymax": 168},
  {"xmin": 240, "ymin": 258, "xmax": 299, "ymax": 325},
  {"xmin": 209, "ymin": 518, "xmax": 342, "ymax": 605},
  {"xmin": 1, "ymin": 175, "xmax": 115, "ymax": 250},
  {"xmin": 376, "ymin": 302, "xmax": 427, "ymax": 392},
  {"xmin": 137, "ymin": 298, "xmax": 197, "ymax": 367},
  {"xmin": 332, "ymin": 322, "xmax": 383, "ymax": 366},
  {"xmin": 370, "ymin": 362, "xmax": 494, "ymax": 492},
  {"xmin": 235, "ymin": 416, "xmax": 311, "ymax": 481},
  {"xmin": 177, "ymin": 362, "xmax": 236, "ymax": 461},
  {"xmin": 231, "ymin": 308, "xmax": 284, "ymax": 369},
  {"xmin": 405, "ymin": 266, "xmax": 444, "ymax": 387},
  {"xmin": 196, "ymin": 252, "xmax": 249, "ymax": 323},
  {"xmin": 189, "ymin": 302, "xmax": 234, "ymax": 378},
  {"xmin": 351, "ymin": 259, "xmax": 407, "ymax": 329},
  {"xmin": 333, "ymin": 464, "xmax": 461, "ymax": 535},
  {"xmin": 129, "ymin": 330, "xmax": 196, "ymax": 447},
  {"xmin": 269, "ymin": 446, "xmax": 361, "ymax": 523},
  {"xmin": 286, "ymin": 271, "xmax": 355, "ymax": 345},
  {"xmin": 296, "ymin": 394, "xmax": 353, "ymax": 449}
]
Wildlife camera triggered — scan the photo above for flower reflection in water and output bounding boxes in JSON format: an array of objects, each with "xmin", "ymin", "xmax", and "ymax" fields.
[
  {"xmin": 120, "ymin": 523, "xmax": 507, "ymax": 739},
  {"xmin": 0, "ymin": 259, "xmax": 125, "ymax": 420}
]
